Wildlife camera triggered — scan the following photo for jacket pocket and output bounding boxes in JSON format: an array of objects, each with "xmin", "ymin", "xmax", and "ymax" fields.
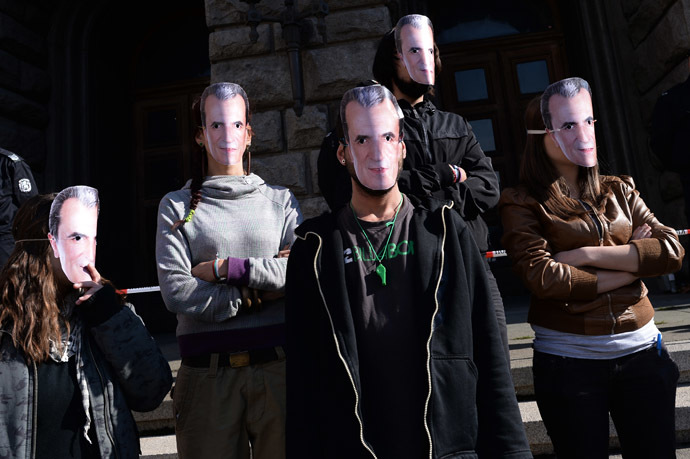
[{"xmin": 429, "ymin": 356, "xmax": 478, "ymax": 458}]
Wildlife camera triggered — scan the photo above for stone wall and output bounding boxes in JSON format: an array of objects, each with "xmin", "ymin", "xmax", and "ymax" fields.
[
  {"xmin": 619, "ymin": 0, "xmax": 690, "ymax": 231},
  {"xmin": 204, "ymin": 0, "xmax": 392, "ymax": 218},
  {"xmin": 0, "ymin": 0, "xmax": 51, "ymax": 172}
]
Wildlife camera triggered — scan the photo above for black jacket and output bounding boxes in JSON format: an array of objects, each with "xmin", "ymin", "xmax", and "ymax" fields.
[
  {"xmin": 286, "ymin": 197, "xmax": 530, "ymax": 458},
  {"xmin": 0, "ymin": 285, "xmax": 173, "ymax": 458},
  {"xmin": 317, "ymin": 98, "xmax": 500, "ymax": 252},
  {"xmin": 0, "ymin": 148, "xmax": 38, "ymax": 266}
]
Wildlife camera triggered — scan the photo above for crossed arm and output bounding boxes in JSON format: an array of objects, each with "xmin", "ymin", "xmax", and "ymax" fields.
[{"xmin": 554, "ymin": 224, "xmax": 651, "ymax": 294}]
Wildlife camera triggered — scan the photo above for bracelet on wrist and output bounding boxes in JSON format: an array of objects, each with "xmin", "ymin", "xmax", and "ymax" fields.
[
  {"xmin": 449, "ymin": 164, "xmax": 459, "ymax": 183},
  {"xmin": 213, "ymin": 258, "xmax": 222, "ymax": 281}
]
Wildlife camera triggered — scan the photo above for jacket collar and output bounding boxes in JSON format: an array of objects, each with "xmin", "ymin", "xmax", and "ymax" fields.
[{"xmin": 397, "ymin": 97, "xmax": 437, "ymax": 117}]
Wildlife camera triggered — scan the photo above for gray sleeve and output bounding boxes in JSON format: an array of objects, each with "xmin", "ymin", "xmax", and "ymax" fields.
[
  {"xmin": 155, "ymin": 196, "xmax": 245, "ymax": 322},
  {"xmin": 247, "ymin": 190, "xmax": 303, "ymax": 291}
]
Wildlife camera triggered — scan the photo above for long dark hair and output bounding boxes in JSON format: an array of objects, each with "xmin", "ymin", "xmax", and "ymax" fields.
[
  {"xmin": 520, "ymin": 96, "xmax": 610, "ymax": 219},
  {"xmin": 0, "ymin": 193, "xmax": 63, "ymax": 362},
  {"xmin": 171, "ymin": 97, "xmax": 206, "ymax": 231},
  {"xmin": 172, "ymin": 83, "xmax": 253, "ymax": 230}
]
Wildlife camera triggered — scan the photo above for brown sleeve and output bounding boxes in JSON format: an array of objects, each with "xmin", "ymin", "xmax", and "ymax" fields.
[
  {"xmin": 499, "ymin": 188, "xmax": 599, "ymax": 301},
  {"xmin": 620, "ymin": 177, "xmax": 684, "ymax": 277}
]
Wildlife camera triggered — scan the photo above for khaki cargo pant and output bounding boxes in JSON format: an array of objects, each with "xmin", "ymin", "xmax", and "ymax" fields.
[{"xmin": 173, "ymin": 353, "xmax": 286, "ymax": 459}]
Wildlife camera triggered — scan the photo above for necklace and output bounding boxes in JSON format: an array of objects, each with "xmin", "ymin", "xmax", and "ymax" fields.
[{"xmin": 350, "ymin": 194, "xmax": 404, "ymax": 286}]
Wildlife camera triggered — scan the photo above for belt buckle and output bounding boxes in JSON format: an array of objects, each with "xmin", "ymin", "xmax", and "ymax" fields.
[{"xmin": 228, "ymin": 352, "xmax": 250, "ymax": 368}]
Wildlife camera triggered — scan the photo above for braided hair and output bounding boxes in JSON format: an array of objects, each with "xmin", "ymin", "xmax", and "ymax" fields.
[
  {"xmin": 171, "ymin": 97, "xmax": 206, "ymax": 230},
  {"xmin": 171, "ymin": 83, "xmax": 253, "ymax": 230}
]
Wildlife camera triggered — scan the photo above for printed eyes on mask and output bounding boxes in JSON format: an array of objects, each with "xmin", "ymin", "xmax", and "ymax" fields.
[
  {"xmin": 209, "ymin": 122, "xmax": 245, "ymax": 130},
  {"xmin": 65, "ymin": 234, "xmax": 96, "ymax": 245},
  {"xmin": 353, "ymin": 134, "xmax": 400, "ymax": 146},
  {"xmin": 409, "ymin": 47, "xmax": 433, "ymax": 55},
  {"xmin": 551, "ymin": 119, "xmax": 596, "ymax": 133}
]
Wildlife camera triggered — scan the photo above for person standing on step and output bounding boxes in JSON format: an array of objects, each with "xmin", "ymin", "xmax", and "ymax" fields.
[
  {"xmin": 156, "ymin": 82, "xmax": 302, "ymax": 459},
  {"xmin": 500, "ymin": 79, "xmax": 683, "ymax": 458},
  {"xmin": 288, "ymin": 84, "xmax": 530, "ymax": 458}
]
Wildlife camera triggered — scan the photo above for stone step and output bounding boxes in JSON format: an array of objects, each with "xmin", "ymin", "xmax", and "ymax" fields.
[
  {"xmin": 134, "ymin": 391, "xmax": 174, "ymax": 433},
  {"xmin": 610, "ymin": 445, "xmax": 690, "ymax": 459},
  {"xmin": 510, "ymin": 339, "xmax": 690, "ymax": 397},
  {"xmin": 140, "ymin": 434, "xmax": 177, "ymax": 458},
  {"xmin": 138, "ymin": 383, "xmax": 690, "ymax": 458},
  {"xmin": 522, "ymin": 382, "xmax": 690, "ymax": 456},
  {"xmin": 138, "ymin": 339, "xmax": 690, "ymax": 431},
  {"xmin": 135, "ymin": 330, "xmax": 690, "ymax": 456}
]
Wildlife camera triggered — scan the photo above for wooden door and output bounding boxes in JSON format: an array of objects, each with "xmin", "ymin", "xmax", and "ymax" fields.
[{"xmin": 437, "ymin": 33, "xmax": 569, "ymax": 191}]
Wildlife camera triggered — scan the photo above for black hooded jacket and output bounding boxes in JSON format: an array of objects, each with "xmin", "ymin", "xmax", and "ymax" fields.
[
  {"xmin": 317, "ymin": 98, "xmax": 500, "ymax": 252},
  {"xmin": 286, "ymin": 196, "xmax": 529, "ymax": 458}
]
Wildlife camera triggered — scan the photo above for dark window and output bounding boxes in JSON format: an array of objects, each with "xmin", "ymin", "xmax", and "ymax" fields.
[
  {"xmin": 516, "ymin": 60, "xmax": 550, "ymax": 94},
  {"xmin": 455, "ymin": 69, "xmax": 489, "ymax": 102},
  {"xmin": 469, "ymin": 118, "xmax": 496, "ymax": 152}
]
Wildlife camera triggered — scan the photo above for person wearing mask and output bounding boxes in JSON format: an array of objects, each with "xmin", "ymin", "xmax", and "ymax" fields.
[{"xmin": 500, "ymin": 79, "xmax": 683, "ymax": 457}]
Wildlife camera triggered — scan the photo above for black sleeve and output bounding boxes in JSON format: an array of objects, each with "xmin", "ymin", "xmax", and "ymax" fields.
[
  {"xmin": 317, "ymin": 129, "xmax": 352, "ymax": 212},
  {"xmin": 448, "ymin": 122, "xmax": 500, "ymax": 220},
  {"xmin": 78, "ymin": 284, "xmax": 123, "ymax": 326},
  {"xmin": 85, "ymin": 284, "xmax": 173, "ymax": 412},
  {"xmin": 10, "ymin": 160, "xmax": 38, "ymax": 208},
  {"xmin": 398, "ymin": 117, "xmax": 500, "ymax": 221}
]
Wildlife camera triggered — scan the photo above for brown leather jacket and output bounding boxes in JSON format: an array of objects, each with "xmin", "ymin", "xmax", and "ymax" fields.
[{"xmin": 499, "ymin": 176, "xmax": 684, "ymax": 335}]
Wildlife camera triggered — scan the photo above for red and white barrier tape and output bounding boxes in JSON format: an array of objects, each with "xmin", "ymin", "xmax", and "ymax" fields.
[
  {"xmin": 115, "ymin": 286, "xmax": 160, "ymax": 295},
  {"xmin": 118, "ymin": 229, "xmax": 690, "ymax": 293}
]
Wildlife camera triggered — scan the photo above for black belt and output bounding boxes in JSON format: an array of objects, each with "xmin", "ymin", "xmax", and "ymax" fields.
[{"xmin": 182, "ymin": 346, "xmax": 285, "ymax": 369}]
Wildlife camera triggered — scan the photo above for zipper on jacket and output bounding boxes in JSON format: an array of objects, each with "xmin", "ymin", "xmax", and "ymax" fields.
[
  {"xmin": 31, "ymin": 361, "xmax": 37, "ymax": 459},
  {"xmin": 86, "ymin": 338, "xmax": 120, "ymax": 459},
  {"xmin": 421, "ymin": 204, "xmax": 452, "ymax": 459},
  {"xmin": 410, "ymin": 106, "xmax": 431, "ymax": 163},
  {"xmin": 607, "ymin": 293, "xmax": 616, "ymax": 334},
  {"xmin": 301, "ymin": 231, "xmax": 377, "ymax": 458},
  {"xmin": 593, "ymin": 210, "xmax": 604, "ymax": 246},
  {"xmin": 578, "ymin": 200, "xmax": 604, "ymax": 246}
]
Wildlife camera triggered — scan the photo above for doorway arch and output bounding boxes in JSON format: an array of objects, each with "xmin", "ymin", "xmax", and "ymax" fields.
[{"xmin": 47, "ymin": 0, "xmax": 210, "ymax": 331}]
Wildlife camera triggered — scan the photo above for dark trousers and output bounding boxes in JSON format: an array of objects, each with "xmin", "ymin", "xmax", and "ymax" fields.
[
  {"xmin": 485, "ymin": 261, "xmax": 510, "ymax": 364},
  {"xmin": 533, "ymin": 346, "xmax": 679, "ymax": 459}
]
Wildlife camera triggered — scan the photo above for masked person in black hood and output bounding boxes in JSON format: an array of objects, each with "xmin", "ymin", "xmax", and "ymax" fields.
[
  {"xmin": 317, "ymin": 14, "xmax": 508, "ymax": 359},
  {"xmin": 290, "ymin": 84, "xmax": 529, "ymax": 458}
]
